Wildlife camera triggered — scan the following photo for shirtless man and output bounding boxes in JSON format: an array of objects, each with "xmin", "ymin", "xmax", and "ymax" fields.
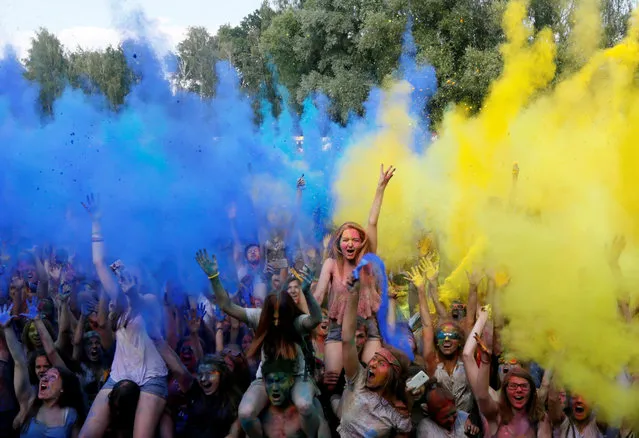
[{"xmin": 260, "ymin": 358, "xmax": 329, "ymax": 438}]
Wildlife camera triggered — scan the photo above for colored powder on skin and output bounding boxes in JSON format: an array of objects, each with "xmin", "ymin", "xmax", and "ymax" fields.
[{"xmin": 333, "ymin": 0, "xmax": 639, "ymax": 421}]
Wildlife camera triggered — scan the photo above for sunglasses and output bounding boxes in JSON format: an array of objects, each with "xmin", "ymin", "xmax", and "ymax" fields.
[{"xmin": 436, "ymin": 331, "xmax": 461, "ymax": 341}]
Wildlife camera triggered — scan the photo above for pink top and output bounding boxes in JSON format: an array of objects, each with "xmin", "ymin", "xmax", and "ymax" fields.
[{"xmin": 327, "ymin": 260, "xmax": 381, "ymax": 325}]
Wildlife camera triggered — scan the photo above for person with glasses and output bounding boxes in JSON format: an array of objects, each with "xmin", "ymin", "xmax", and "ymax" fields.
[{"xmin": 462, "ymin": 307, "xmax": 551, "ymax": 438}]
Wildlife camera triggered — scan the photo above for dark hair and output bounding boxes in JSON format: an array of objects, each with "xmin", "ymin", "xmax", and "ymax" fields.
[
  {"xmin": 375, "ymin": 345, "xmax": 412, "ymax": 415},
  {"xmin": 198, "ymin": 355, "xmax": 243, "ymax": 414},
  {"xmin": 244, "ymin": 244, "xmax": 260, "ymax": 260},
  {"xmin": 21, "ymin": 367, "xmax": 85, "ymax": 432},
  {"xmin": 245, "ymin": 290, "xmax": 303, "ymax": 362},
  {"xmin": 109, "ymin": 380, "xmax": 140, "ymax": 433},
  {"xmin": 500, "ymin": 368, "xmax": 543, "ymax": 425},
  {"xmin": 262, "ymin": 357, "xmax": 296, "ymax": 378},
  {"xmin": 28, "ymin": 350, "xmax": 51, "ymax": 385}
]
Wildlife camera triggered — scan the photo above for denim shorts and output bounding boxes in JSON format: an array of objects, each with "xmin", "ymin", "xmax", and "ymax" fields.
[
  {"xmin": 102, "ymin": 376, "xmax": 168, "ymax": 399},
  {"xmin": 326, "ymin": 316, "xmax": 381, "ymax": 342}
]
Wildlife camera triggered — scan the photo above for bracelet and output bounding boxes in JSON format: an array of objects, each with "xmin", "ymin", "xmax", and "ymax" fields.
[
  {"xmin": 208, "ymin": 273, "xmax": 219, "ymax": 280},
  {"xmin": 92, "ymin": 237, "xmax": 104, "ymax": 243}
]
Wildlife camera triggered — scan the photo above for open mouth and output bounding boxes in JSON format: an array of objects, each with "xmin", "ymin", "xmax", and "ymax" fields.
[
  {"xmin": 270, "ymin": 392, "xmax": 281, "ymax": 403},
  {"xmin": 39, "ymin": 382, "xmax": 49, "ymax": 393},
  {"xmin": 367, "ymin": 369, "xmax": 376, "ymax": 381},
  {"xmin": 442, "ymin": 341, "xmax": 453, "ymax": 349},
  {"xmin": 512, "ymin": 395, "xmax": 526, "ymax": 403},
  {"xmin": 574, "ymin": 405, "xmax": 585, "ymax": 414},
  {"xmin": 345, "ymin": 248, "xmax": 356, "ymax": 258}
]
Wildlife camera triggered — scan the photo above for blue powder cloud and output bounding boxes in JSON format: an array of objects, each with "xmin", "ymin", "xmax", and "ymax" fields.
[{"xmin": 0, "ymin": 16, "xmax": 436, "ymax": 303}]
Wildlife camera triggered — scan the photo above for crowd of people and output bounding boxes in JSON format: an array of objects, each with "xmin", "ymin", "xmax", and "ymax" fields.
[{"xmin": 0, "ymin": 164, "xmax": 637, "ymax": 438}]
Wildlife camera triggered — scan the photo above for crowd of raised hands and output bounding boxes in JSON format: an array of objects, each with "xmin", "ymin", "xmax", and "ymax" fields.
[{"xmin": 0, "ymin": 165, "xmax": 637, "ymax": 438}]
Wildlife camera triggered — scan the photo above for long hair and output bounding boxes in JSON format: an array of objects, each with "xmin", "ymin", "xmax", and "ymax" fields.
[
  {"xmin": 199, "ymin": 355, "xmax": 243, "ymax": 415},
  {"xmin": 330, "ymin": 222, "xmax": 371, "ymax": 277},
  {"xmin": 22, "ymin": 319, "xmax": 55, "ymax": 352},
  {"xmin": 376, "ymin": 345, "xmax": 412, "ymax": 416},
  {"xmin": 246, "ymin": 289, "xmax": 303, "ymax": 362},
  {"xmin": 21, "ymin": 366, "xmax": 86, "ymax": 432},
  {"xmin": 499, "ymin": 368, "xmax": 544, "ymax": 425}
]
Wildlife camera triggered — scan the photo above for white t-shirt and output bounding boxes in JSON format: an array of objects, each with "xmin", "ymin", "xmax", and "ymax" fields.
[
  {"xmin": 245, "ymin": 308, "xmax": 310, "ymax": 379},
  {"xmin": 338, "ymin": 364, "xmax": 412, "ymax": 437},
  {"xmin": 109, "ymin": 313, "xmax": 168, "ymax": 385},
  {"xmin": 417, "ymin": 411, "xmax": 469, "ymax": 438}
]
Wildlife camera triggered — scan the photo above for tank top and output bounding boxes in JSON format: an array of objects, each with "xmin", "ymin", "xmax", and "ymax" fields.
[
  {"xmin": 433, "ymin": 360, "xmax": 474, "ymax": 412},
  {"xmin": 21, "ymin": 408, "xmax": 77, "ymax": 438},
  {"xmin": 109, "ymin": 313, "xmax": 167, "ymax": 385},
  {"xmin": 327, "ymin": 262, "xmax": 381, "ymax": 325}
]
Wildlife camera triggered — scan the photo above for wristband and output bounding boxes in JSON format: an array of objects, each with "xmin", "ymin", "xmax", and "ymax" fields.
[{"xmin": 208, "ymin": 273, "xmax": 219, "ymax": 279}]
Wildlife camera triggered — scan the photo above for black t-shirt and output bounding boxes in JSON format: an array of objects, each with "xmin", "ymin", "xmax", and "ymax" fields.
[{"xmin": 180, "ymin": 382, "xmax": 236, "ymax": 438}]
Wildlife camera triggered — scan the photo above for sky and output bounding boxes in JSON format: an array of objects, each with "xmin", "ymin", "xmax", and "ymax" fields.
[{"xmin": 0, "ymin": 0, "xmax": 265, "ymax": 57}]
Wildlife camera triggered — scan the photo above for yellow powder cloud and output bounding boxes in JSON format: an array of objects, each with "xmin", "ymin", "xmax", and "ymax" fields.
[{"xmin": 332, "ymin": 0, "xmax": 639, "ymax": 421}]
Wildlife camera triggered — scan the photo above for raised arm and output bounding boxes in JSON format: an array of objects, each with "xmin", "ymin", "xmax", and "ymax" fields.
[
  {"xmin": 195, "ymin": 250, "xmax": 248, "ymax": 324},
  {"xmin": 299, "ymin": 266, "xmax": 322, "ymax": 331},
  {"xmin": 341, "ymin": 274, "xmax": 361, "ymax": 380},
  {"xmin": 185, "ymin": 303, "xmax": 205, "ymax": 362},
  {"xmin": 0, "ymin": 305, "xmax": 34, "ymax": 416},
  {"xmin": 463, "ymin": 270, "xmax": 482, "ymax": 336},
  {"xmin": 94, "ymin": 289, "xmax": 114, "ymax": 350},
  {"xmin": 366, "ymin": 164, "xmax": 395, "ymax": 254},
  {"xmin": 420, "ymin": 256, "xmax": 447, "ymax": 318},
  {"xmin": 406, "ymin": 258, "xmax": 439, "ymax": 374},
  {"xmin": 312, "ymin": 258, "xmax": 333, "ymax": 306},
  {"xmin": 152, "ymin": 337, "xmax": 194, "ymax": 393},
  {"xmin": 72, "ymin": 313, "xmax": 86, "ymax": 362},
  {"xmin": 462, "ymin": 306, "xmax": 498, "ymax": 421},
  {"xmin": 82, "ymin": 194, "xmax": 119, "ymax": 301}
]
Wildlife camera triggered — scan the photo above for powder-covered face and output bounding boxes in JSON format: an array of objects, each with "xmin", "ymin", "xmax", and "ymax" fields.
[
  {"xmin": 365, "ymin": 353, "xmax": 392, "ymax": 390},
  {"xmin": 38, "ymin": 368, "xmax": 62, "ymax": 401},
  {"xmin": 35, "ymin": 355, "xmax": 51, "ymax": 380},
  {"xmin": 571, "ymin": 395, "xmax": 591, "ymax": 422},
  {"xmin": 179, "ymin": 339, "xmax": 197, "ymax": 372},
  {"xmin": 246, "ymin": 246, "xmax": 261, "ymax": 264},
  {"xmin": 436, "ymin": 323, "xmax": 461, "ymax": 356},
  {"xmin": 84, "ymin": 336, "xmax": 102, "ymax": 362},
  {"xmin": 197, "ymin": 364, "xmax": 220, "ymax": 396},
  {"xmin": 428, "ymin": 391, "xmax": 457, "ymax": 431},
  {"xmin": 498, "ymin": 360, "xmax": 520, "ymax": 383},
  {"xmin": 339, "ymin": 228, "xmax": 363, "ymax": 261},
  {"xmin": 316, "ymin": 311, "xmax": 329, "ymax": 337},
  {"xmin": 505, "ymin": 376, "xmax": 531, "ymax": 410},
  {"xmin": 28, "ymin": 322, "xmax": 42, "ymax": 349},
  {"xmin": 265, "ymin": 371, "xmax": 294, "ymax": 407}
]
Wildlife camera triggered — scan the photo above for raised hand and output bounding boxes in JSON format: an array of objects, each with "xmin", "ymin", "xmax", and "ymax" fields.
[
  {"xmin": 20, "ymin": 298, "xmax": 40, "ymax": 320},
  {"xmin": 195, "ymin": 249, "xmax": 218, "ymax": 278},
  {"xmin": 81, "ymin": 193, "xmax": 101, "ymax": 220},
  {"xmin": 466, "ymin": 269, "xmax": 484, "ymax": 287},
  {"xmin": 377, "ymin": 164, "xmax": 396, "ymax": 190},
  {"xmin": 609, "ymin": 235, "xmax": 626, "ymax": 269},
  {"xmin": 405, "ymin": 265, "xmax": 425, "ymax": 287},
  {"xmin": 45, "ymin": 260, "xmax": 62, "ymax": 283},
  {"xmin": 0, "ymin": 304, "xmax": 14, "ymax": 327},
  {"xmin": 298, "ymin": 264, "xmax": 313, "ymax": 291},
  {"xmin": 297, "ymin": 174, "xmax": 306, "ymax": 190},
  {"xmin": 419, "ymin": 254, "xmax": 439, "ymax": 284},
  {"xmin": 185, "ymin": 304, "xmax": 206, "ymax": 334},
  {"xmin": 227, "ymin": 203, "xmax": 237, "ymax": 220},
  {"xmin": 58, "ymin": 283, "xmax": 72, "ymax": 302}
]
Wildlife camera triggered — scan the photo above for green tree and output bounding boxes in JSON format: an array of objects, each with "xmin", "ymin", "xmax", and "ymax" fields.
[
  {"xmin": 67, "ymin": 46, "xmax": 134, "ymax": 110},
  {"xmin": 175, "ymin": 26, "xmax": 218, "ymax": 97},
  {"xmin": 23, "ymin": 28, "xmax": 68, "ymax": 115}
]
